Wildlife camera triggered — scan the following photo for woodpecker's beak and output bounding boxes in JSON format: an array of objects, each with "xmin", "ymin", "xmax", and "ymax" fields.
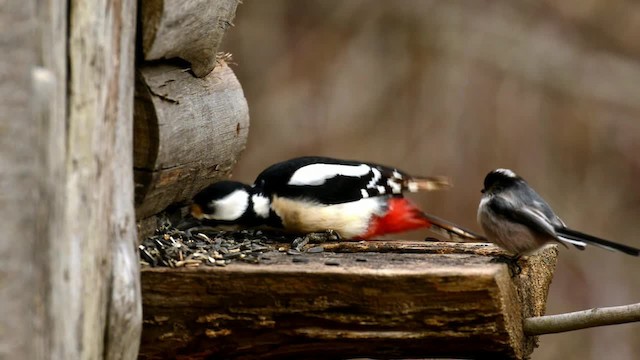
[{"xmin": 190, "ymin": 204, "xmax": 204, "ymax": 219}]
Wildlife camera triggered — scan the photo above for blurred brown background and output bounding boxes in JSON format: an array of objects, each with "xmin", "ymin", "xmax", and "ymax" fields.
[{"xmin": 221, "ymin": 1, "xmax": 640, "ymax": 358}]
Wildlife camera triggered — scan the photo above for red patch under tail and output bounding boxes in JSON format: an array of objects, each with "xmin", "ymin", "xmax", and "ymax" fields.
[{"xmin": 357, "ymin": 197, "xmax": 431, "ymax": 240}]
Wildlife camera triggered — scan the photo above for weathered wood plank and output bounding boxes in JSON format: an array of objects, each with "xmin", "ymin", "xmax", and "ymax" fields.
[
  {"xmin": 141, "ymin": 0, "xmax": 241, "ymax": 77},
  {"xmin": 67, "ymin": 0, "xmax": 141, "ymax": 358},
  {"xmin": 139, "ymin": 242, "xmax": 558, "ymax": 359},
  {"xmin": 134, "ymin": 60, "xmax": 250, "ymax": 219},
  {"xmin": 36, "ymin": 0, "xmax": 71, "ymax": 358},
  {"xmin": 103, "ymin": 0, "xmax": 142, "ymax": 358}
]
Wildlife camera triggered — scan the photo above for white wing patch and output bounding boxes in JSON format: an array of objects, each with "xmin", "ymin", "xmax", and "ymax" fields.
[
  {"xmin": 366, "ymin": 168, "xmax": 382, "ymax": 189},
  {"xmin": 201, "ymin": 189, "xmax": 249, "ymax": 221},
  {"xmin": 288, "ymin": 163, "xmax": 372, "ymax": 186},
  {"xmin": 252, "ymin": 194, "xmax": 270, "ymax": 218},
  {"xmin": 387, "ymin": 178, "xmax": 402, "ymax": 194}
]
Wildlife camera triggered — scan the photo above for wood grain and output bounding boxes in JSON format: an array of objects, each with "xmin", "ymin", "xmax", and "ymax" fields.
[
  {"xmin": 141, "ymin": 0, "xmax": 241, "ymax": 77},
  {"xmin": 36, "ymin": 0, "xmax": 71, "ymax": 357},
  {"xmin": 140, "ymin": 241, "xmax": 558, "ymax": 359},
  {"xmin": 67, "ymin": 0, "xmax": 141, "ymax": 358},
  {"xmin": 134, "ymin": 60, "xmax": 250, "ymax": 219},
  {"xmin": 1, "ymin": 0, "xmax": 141, "ymax": 358}
]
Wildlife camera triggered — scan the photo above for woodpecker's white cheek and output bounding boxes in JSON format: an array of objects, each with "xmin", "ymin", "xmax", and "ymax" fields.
[
  {"xmin": 201, "ymin": 189, "xmax": 249, "ymax": 221},
  {"xmin": 252, "ymin": 194, "xmax": 270, "ymax": 218},
  {"xmin": 288, "ymin": 164, "xmax": 371, "ymax": 186}
]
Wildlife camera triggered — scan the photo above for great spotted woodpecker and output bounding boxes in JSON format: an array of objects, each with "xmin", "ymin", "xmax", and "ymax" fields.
[{"xmin": 190, "ymin": 156, "xmax": 484, "ymax": 241}]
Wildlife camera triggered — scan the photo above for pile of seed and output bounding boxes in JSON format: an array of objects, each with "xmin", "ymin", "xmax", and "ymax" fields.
[{"xmin": 139, "ymin": 220, "xmax": 293, "ymax": 268}]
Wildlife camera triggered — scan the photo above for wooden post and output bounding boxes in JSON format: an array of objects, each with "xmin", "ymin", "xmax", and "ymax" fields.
[
  {"xmin": 36, "ymin": 0, "xmax": 71, "ymax": 357},
  {"xmin": 1, "ymin": 0, "xmax": 141, "ymax": 358},
  {"xmin": 68, "ymin": 0, "xmax": 141, "ymax": 358}
]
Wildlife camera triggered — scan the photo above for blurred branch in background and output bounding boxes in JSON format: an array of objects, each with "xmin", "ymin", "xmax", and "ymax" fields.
[{"xmin": 525, "ymin": 303, "xmax": 640, "ymax": 335}]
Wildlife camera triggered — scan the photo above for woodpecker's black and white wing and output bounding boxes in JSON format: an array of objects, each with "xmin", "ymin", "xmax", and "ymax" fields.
[{"xmin": 253, "ymin": 156, "xmax": 450, "ymax": 204}]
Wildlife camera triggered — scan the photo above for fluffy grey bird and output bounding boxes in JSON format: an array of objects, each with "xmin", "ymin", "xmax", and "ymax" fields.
[{"xmin": 477, "ymin": 168, "xmax": 640, "ymax": 257}]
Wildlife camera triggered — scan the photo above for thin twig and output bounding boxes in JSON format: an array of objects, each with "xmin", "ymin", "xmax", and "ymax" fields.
[{"xmin": 524, "ymin": 303, "xmax": 640, "ymax": 335}]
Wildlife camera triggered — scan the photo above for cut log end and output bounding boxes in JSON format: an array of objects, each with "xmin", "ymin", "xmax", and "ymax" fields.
[
  {"xmin": 139, "ymin": 241, "xmax": 558, "ymax": 360},
  {"xmin": 141, "ymin": 0, "xmax": 241, "ymax": 77},
  {"xmin": 134, "ymin": 60, "xmax": 249, "ymax": 219}
]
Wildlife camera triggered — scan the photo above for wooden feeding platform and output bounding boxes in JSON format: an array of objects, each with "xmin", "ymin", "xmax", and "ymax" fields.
[{"xmin": 139, "ymin": 239, "xmax": 558, "ymax": 360}]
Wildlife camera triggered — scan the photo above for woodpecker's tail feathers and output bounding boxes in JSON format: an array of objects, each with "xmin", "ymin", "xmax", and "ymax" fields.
[
  {"xmin": 404, "ymin": 176, "xmax": 451, "ymax": 192},
  {"xmin": 421, "ymin": 212, "xmax": 486, "ymax": 242},
  {"xmin": 556, "ymin": 228, "xmax": 640, "ymax": 256}
]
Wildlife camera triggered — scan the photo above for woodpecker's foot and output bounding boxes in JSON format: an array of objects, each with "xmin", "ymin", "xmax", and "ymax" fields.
[
  {"xmin": 291, "ymin": 230, "xmax": 341, "ymax": 251},
  {"xmin": 305, "ymin": 230, "xmax": 341, "ymax": 243},
  {"xmin": 490, "ymin": 254, "xmax": 522, "ymax": 276},
  {"xmin": 175, "ymin": 216, "xmax": 201, "ymax": 231},
  {"xmin": 291, "ymin": 237, "xmax": 309, "ymax": 252}
]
